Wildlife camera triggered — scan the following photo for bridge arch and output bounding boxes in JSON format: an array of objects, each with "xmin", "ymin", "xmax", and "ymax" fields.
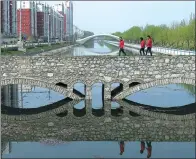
[
  {"xmin": 76, "ymin": 34, "xmax": 120, "ymax": 45},
  {"xmin": 1, "ymin": 100, "xmax": 80, "ymax": 121},
  {"xmin": 114, "ymin": 77, "xmax": 195, "ymax": 99},
  {"xmin": 69, "ymin": 79, "xmax": 88, "ymax": 88},
  {"xmin": 119, "ymin": 100, "xmax": 195, "ymax": 121}
]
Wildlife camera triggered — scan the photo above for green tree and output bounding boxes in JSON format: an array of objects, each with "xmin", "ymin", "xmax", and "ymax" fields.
[{"xmin": 112, "ymin": 13, "xmax": 195, "ymax": 50}]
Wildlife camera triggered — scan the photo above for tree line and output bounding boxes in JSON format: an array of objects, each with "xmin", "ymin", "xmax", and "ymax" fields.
[
  {"xmin": 112, "ymin": 13, "xmax": 195, "ymax": 50},
  {"xmin": 83, "ymin": 31, "xmax": 94, "ymax": 38}
]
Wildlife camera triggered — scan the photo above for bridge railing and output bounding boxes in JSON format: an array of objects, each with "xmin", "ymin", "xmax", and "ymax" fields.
[{"xmin": 107, "ymin": 40, "xmax": 195, "ymax": 56}]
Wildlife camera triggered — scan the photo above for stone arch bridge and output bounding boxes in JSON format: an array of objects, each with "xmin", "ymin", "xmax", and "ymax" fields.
[{"xmin": 1, "ymin": 55, "xmax": 195, "ymax": 100}]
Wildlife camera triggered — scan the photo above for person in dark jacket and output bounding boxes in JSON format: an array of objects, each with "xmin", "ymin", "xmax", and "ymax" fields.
[
  {"xmin": 140, "ymin": 37, "xmax": 146, "ymax": 56},
  {"xmin": 119, "ymin": 37, "xmax": 126, "ymax": 56},
  {"xmin": 146, "ymin": 35, "xmax": 153, "ymax": 56}
]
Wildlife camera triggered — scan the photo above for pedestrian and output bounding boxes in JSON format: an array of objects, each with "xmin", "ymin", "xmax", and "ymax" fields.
[
  {"xmin": 140, "ymin": 141, "xmax": 145, "ymax": 154},
  {"xmin": 140, "ymin": 37, "xmax": 145, "ymax": 56},
  {"xmin": 119, "ymin": 37, "xmax": 126, "ymax": 56},
  {"xmin": 146, "ymin": 141, "xmax": 152, "ymax": 158},
  {"xmin": 146, "ymin": 35, "xmax": 153, "ymax": 56},
  {"xmin": 119, "ymin": 141, "xmax": 125, "ymax": 155}
]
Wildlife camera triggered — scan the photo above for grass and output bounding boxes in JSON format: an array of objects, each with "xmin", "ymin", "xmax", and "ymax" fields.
[
  {"xmin": 1, "ymin": 50, "xmax": 24, "ymax": 55},
  {"xmin": 1, "ymin": 42, "xmax": 70, "ymax": 55},
  {"xmin": 26, "ymin": 43, "xmax": 69, "ymax": 53}
]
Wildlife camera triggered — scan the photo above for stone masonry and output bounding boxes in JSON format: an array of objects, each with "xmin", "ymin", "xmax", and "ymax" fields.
[
  {"xmin": 2, "ymin": 102, "xmax": 195, "ymax": 142},
  {"xmin": 1, "ymin": 56, "xmax": 195, "ymax": 100},
  {"xmin": 1, "ymin": 100, "xmax": 195, "ymax": 142},
  {"xmin": 1, "ymin": 55, "xmax": 195, "ymax": 143}
]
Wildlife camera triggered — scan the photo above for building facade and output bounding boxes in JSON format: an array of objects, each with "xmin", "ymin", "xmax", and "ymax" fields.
[
  {"xmin": 1, "ymin": 0, "xmax": 17, "ymax": 37},
  {"xmin": 54, "ymin": 3, "xmax": 66, "ymax": 40},
  {"xmin": 65, "ymin": 1, "xmax": 73, "ymax": 41},
  {"xmin": 37, "ymin": 3, "xmax": 44, "ymax": 37},
  {"xmin": 37, "ymin": 11, "xmax": 44, "ymax": 37},
  {"xmin": 1, "ymin": 84, "xmax": 19, "ymax": 108},
  {"xmin": 17, "ymin": 1, "xmax": 37, "ymax": 39},
  {"xmin": 6, "ymin": 1, "xmax": 74, "ymax": 41},
  {"xmin": 17, "ymin": 8, "xmax": 31, "ymax": 38}
]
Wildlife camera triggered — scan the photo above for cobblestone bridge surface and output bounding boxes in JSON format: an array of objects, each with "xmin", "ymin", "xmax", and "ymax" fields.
[
  {"xmin": 1, "ymin": 56, "xmax": 195, "ymax": 99},
  {"xmin": 1, "ymin": 100, "xmax": 195, "ymax": 142}
]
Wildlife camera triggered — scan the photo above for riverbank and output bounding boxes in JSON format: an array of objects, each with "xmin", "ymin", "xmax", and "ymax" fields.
[
  {"xmin": 1, "ymin": 43, "xmax": 77, "ymax": 56},
  {"xmin": 34, "ymin": 44, "xmax": 79, "ymax": 56}
]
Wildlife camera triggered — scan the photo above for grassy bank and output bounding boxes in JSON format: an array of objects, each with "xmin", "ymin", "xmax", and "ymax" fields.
[{"xmin": 1, "ymin": 42, "xmax": 72, "ymax": 55}]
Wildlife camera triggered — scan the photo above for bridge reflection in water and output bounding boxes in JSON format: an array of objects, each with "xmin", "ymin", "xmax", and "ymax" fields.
[
  {"xmin": 1, "ymin": 83, "xmax": 195, "ymax": 158},
  {"xmin": 2, "ymin": 100, "xmax": 195, "ymax": 142}
]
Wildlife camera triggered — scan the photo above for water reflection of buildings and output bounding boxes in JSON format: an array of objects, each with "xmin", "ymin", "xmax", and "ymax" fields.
[
  {"xmin": 1, "ymin": 142, "xmax": 11, "ymax": 155},
  {"xmin": 1, "ymin": 84, "xmax": 33, "ymax": 108},
  {"xmin": 1, "ymin": 84, "xmax": 19, "ymax": 108},
  {"xmin": 83, "ymin": 40, "xmax": 94, "ymax": 48},
  {"xmin": 18, "ymin": 85, "xmax": 34, "ymax": 108}
]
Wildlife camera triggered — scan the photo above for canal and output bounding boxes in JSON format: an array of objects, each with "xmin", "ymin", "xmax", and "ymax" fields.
[
  {"xmin": 51, "ymin": 40, "xmax": 135, "ymax": 56},
  {"xmin": 1, "ymin": 40, "xmax": 195, "ymax": 158}
]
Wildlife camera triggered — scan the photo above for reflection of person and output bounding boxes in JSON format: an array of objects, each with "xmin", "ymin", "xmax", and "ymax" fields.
[
  {"xmin": 119, "ymin": 141, "xmax": 125, "ymax": 155},
  {"xmin": 140, "ymin": 141, "xmax": 145, "ymax": 154},
  {"xmin": 146, "ymin": 141, "xmax": 152, "ymax": 158}
]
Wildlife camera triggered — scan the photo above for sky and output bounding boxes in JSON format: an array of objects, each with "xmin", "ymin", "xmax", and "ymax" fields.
[{"xmin": 45, "ymin": 1, "xmax": 195, "ymax": 34}]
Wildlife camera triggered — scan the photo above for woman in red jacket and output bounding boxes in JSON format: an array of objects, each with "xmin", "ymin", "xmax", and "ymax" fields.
[
  {"xmin": 146, "ymin": 35, "xmax": 153, "ymax": 56},
  {"xmin": 140, "ymin": 37, "xmax": 146, "ymax": 56},
  {"xmin": 119, "ymin": 37, "xmax": 126, "ymax": 56}
]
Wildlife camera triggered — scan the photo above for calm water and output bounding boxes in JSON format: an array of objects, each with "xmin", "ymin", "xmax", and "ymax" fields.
[
  {"xmin": 59, "ymin": 40, "xmax": 134, "ymax": 56},
  {"xmin": 1, "ymin": 41, "xmax": 196, "ymax": 158},
  {"xmin": 1, "ymin": 83, "xmax": 195, "ymax": 109},
  {"xmin": 2, "ymin": 141, "xmax": 195, "ymax": 158}
]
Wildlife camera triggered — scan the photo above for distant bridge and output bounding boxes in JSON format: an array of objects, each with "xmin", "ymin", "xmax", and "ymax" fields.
[{"xmin": 76, "ymin": 34, "xmax": 119, "ymax": 44}]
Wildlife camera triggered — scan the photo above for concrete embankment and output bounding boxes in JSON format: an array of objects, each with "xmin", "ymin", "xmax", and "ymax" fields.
[{"xmin": 34, "ymin": 44, "xmax": 78, "ymax": 56}]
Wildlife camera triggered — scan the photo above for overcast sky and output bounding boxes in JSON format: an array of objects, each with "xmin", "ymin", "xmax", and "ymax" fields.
[{"xmin": 46, "ymin": 1, "xmax": 195, "ymax": 34}]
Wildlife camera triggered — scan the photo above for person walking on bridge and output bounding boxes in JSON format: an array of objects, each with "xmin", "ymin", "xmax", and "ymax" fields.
[
  {"xmin": 140, "ymin": 37, "xmax": 146, "ymax": 55},
  {"xmin": 146, "ymin": 35, "xmax": 153, "ymax": 56},
  {"xmin": 119, "ymin": 37, "xmax": 126, "ymax": 56}
]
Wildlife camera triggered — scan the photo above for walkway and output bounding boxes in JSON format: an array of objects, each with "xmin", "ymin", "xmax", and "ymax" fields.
[{"xmin": 106, "ymin": 41, "xmax": 195, "ymax": 55}]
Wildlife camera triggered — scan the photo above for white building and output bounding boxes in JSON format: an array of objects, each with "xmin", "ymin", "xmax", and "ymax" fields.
[
  {"xmin": 65, "ymin": 1, "xmax": 73, "ymax": 41},
  {"xmin": 1, "ymin": 0, "xmax": 17, "ymax": 37},
  {"xmin": 2, "ymin": 142, "xmax": 11, "ymax": 155}
]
